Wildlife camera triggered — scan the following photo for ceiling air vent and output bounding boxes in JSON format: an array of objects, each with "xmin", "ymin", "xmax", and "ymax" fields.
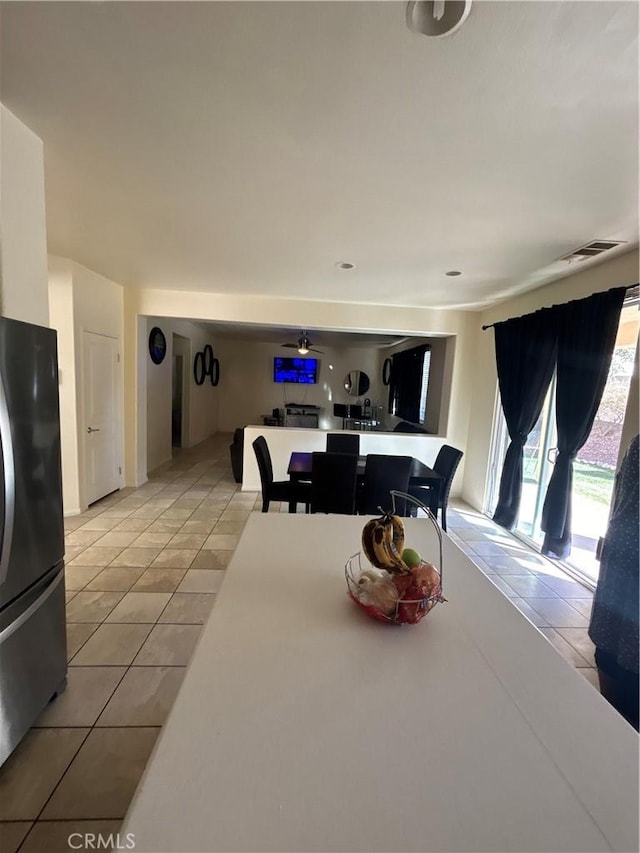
[{"xmin": 560, "ymin": 240, "xmax": 626, "ymax": 262}]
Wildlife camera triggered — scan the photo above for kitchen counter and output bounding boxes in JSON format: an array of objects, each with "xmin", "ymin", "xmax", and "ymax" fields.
[{"xmin": 124, "ymin": 514, "xmax": 638, "ymax": 853}]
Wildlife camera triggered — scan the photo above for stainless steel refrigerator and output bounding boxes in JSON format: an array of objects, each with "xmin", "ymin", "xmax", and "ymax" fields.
[{"xmin": 0, "ymin": 316, "xmax": 67, "ymax": 766}]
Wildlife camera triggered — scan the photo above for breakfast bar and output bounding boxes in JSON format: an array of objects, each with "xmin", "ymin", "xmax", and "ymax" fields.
[{"xmin": 124, "ymin": 514, "xmax": 639, "ymax": 852}]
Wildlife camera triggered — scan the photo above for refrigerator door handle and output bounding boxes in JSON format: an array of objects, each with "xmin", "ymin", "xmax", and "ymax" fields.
[
  {"xmin": 0, "ymin": 374, "xmax": 16, "ymax": 587},
  {"xmin": 0, "ymin": 570, "xmax": 63, "ymax": 645}
]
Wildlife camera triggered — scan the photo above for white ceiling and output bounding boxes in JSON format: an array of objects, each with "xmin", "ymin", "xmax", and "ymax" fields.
[{"xmin": 1, "ymin": 0, "xmax": 638, "ymax": 313}]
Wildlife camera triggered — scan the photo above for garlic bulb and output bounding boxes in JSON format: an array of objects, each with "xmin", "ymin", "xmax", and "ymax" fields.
[
  {"xmin": 358, "ymin": 568, "xmax": 387, "ymax": 585},
  {"xmin": 357, "ymin": 572, "xmax": 399, "ymax": 616}
]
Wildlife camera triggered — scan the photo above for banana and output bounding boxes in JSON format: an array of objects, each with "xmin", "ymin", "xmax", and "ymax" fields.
[
  {"xmin": 372, "ymin": 522, "xmax": 396, "ymax": 567},
  {"xmin": 361, "ymin": 512, "xmax": 408, "ymax": 574},
  {"xmin": 361, "ymin": 518, "xmax": 385, "ymax": 568},
  {"xmin": 389, "ymin": 514, "xmax": 405, "ymax": 560}
]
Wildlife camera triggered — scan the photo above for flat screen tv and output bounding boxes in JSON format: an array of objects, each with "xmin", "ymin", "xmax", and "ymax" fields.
[{"xmin": 273, "ymin": 356, "xmax": 318, "ymax": 384}]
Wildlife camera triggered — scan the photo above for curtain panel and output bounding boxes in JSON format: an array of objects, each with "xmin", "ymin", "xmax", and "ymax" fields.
[
  {"xmin": 540, "ymin": 287, "xmax": 627, "ymax": 558},
  {"xmin": 388, "ymin": 345, "xmax": 429, "ymax": 424},
  {"xmin": 492, "ymin": 307, "xmax": 558, "ymax": 529}
]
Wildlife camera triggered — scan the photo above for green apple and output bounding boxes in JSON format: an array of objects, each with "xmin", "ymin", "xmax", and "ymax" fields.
[{"xmin": 402, "ymin": 547, "xmax": 422, "ymax": 568}]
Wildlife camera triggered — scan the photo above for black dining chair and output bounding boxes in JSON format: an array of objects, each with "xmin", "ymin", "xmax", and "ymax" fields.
[
  {"xmin": 252, "ymin": 436, "xmax": 312, "ymax": 513},
  {"xmin": 409, "ymin": 444, "xmax": 463, "ymax": 531},
  {"xmin": 310, "ymin": 452, "xmax": 358, "ymax": 515},
  {"xmin": 326, "ymin": 433, "xmax": 360, "ymax": 455},
  {"xmin": 359, "ymin": 455, "xmax": 413, "ymax": 516}
]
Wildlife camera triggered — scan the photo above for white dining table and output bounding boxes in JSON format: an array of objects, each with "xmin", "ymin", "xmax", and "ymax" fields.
[{"xmin": 124, "ymin": 514, "xmax": 639, "ymax": 853}]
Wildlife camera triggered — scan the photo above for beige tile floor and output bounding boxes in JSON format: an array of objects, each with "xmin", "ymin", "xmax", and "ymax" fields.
[{"xmin": 0, "ymin": 433, "xmax": 599, "ymax": 853}]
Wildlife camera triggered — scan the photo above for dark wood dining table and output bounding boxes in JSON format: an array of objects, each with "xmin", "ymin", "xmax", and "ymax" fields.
[{"xmin": 287, "ymin": 452, "xmax": 443, "ymax": 514}]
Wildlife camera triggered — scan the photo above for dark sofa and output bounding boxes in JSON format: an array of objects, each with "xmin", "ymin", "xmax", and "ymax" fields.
[
  {"xmin": 229, "ymin": 428, "xmax": 244, "ymax": 483},
  {"xmin": 393, "ymin": 421, "xmax": 430, "ymax": 434}
]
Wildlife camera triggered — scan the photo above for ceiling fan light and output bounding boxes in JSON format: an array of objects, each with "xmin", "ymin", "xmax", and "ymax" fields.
[{"xmin": 298, "ymin": 346, "xmax": 309, "ymax": 355}]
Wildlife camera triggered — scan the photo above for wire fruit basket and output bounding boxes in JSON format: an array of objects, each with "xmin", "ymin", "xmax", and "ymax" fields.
[{"xmin": 345, "ymin": 490, "xmax": 445, "ymax": 625}]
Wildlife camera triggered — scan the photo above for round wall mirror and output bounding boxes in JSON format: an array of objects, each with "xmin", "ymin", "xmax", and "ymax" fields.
[{"xmin": 344, "ymin": 370, "xmax": 370, "ymax": 396}]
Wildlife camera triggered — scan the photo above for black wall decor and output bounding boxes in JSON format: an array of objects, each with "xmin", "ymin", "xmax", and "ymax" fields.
[
  {"xmin": 148, "ymin": 327, "xmax": 167, "ymax": 365},
  {"xmin": 194, "ymin": 345, "xmax": 220, "ymax": 386},
  {"xmin": 193, "ymin": 351, "xmax": 205, "ymax": 385},
  {"xmin": 211, "ymin": 357, "xmax": 220, "ymax": 386},
  {"xmin": 382, "ymin": 357, "xmax": 392, "ymax": 386}
]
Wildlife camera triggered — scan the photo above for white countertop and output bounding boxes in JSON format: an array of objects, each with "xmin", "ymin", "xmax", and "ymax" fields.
[{"xmin": 124, "ymin": 514, "xmax": 639, "ymax": 853}]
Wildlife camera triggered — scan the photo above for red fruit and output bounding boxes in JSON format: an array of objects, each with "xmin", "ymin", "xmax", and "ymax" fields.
[
  {"xmin": 394, "ymin": 562, "xmax": 441, "ymax": 623},
  {"xmin": 412, "ymin": 562, "xmax": 441, "ymax": 598},
  {"xmin": 391, "ymin": 573, "xmax": 414, "ymax": 598}
]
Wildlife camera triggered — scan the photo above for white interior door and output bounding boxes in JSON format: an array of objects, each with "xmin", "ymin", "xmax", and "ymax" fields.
[{"xmin": 83, "ymin": 331, "xmax": 121, "ymax": 505}]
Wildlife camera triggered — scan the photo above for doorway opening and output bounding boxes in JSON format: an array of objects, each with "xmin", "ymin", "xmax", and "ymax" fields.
[
  {"xmin": 172, "ymin": 355, "xmax": 183, "ymax": 447},
  {"xmin": 486, "ymin": 299, "xmax": 639, "ymax": 587},
  {"xmin": 171, "ymin": 334, "xmax": 190, "ymax": 450}
]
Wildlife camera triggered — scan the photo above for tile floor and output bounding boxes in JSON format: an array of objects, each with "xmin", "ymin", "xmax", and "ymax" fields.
[{"xmin": 0, "ymin": 433, "xmax": 599, "ymax": 853}]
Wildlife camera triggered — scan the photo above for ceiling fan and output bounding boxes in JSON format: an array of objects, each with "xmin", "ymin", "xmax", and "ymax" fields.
[{"xmin": 281, "ymin": 331, "xmax": 324, "ymax": 355}]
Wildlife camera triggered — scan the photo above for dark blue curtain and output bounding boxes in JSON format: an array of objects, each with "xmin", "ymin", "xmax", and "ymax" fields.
[
  {"xmin": 541, "ymin": 287, "xmax": 626, "ymax": 558},
  {"xmin": 492, "ymin": 307, "xmax": 558, "ymax": 529}
]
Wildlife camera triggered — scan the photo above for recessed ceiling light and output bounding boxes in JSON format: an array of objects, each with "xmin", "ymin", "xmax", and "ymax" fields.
[
  {"xmin": 336, "ymin": 262, "xmax": 355, "ymax": 270},
  {"xmin": 445, "ymin": 270, "xmax": 462, "ymax": 276}
]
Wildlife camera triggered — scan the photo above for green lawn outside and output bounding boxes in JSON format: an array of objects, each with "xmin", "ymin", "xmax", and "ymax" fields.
[
  {"xmin": 573, "ymin": 460, "xmax": 615, "ymax": 506},
  {"xmin": 521, "ymin": 450, "xmax": 615, "ymax": 505}
]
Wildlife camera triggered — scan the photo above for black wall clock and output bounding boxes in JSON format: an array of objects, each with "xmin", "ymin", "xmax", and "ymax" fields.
[{"xmin": 148, "ymin": 327, "xmax": 167, "ymax": 365}]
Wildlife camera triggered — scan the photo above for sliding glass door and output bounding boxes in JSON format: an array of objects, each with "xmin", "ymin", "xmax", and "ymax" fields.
[
  {"xmin": 486, "ymin": 300, "xmax": 638, "ymax": 587},
  {"xmin": 567, "ymin": 303, "xmax": 639, "ymax": 581},
  {"xmin": 515, "ymin": 384, "xmax": 557, "ymax": 545},
  {"xmin": 486, "ymin": 382, "xmax": 556, "ymax": 545}
]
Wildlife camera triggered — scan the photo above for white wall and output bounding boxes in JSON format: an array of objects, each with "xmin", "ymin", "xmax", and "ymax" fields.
[
  {"xmin": 49, "ymin": 256, "xmax": 125, "ymax": 513},
  {"xmin": 146, "ymin": 317, "xmax": 219, "ymax": 472},
  {"xmin": 213, "ymin": 339, "xmax": 383, "ymax": 432},
  {"xmin": 136, "ymin": 289, "xmax": 473, "ymax": 339},
  {"xmin": 124, "ymin": 306, "xmax": 148, "ymax": 488},
  {"xmin": 0, "ymin": 105, "xmax": 49, "ymax": 327},
  {"xmin": 48, "ymin": 257, "xmax": 81, "ymax": 514},
  {"xmin": 462, "ymin": 248, "xmax": 640, "ymax": 512},
  {"xmin": 331, "ymin": 346, "xmax": 382, "ymax": 425},
  {"xmin": 146, "ymin": 322, "xmax": 172, "ymax": 472},
  {"xmin": 73, "ymin": 263, "xmax": 125, "ymax": 509}
]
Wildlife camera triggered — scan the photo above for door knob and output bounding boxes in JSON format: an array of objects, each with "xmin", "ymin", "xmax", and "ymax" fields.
[{"xmin": 87, "ymin": 426, "xmax": 100, "ymax": 433}]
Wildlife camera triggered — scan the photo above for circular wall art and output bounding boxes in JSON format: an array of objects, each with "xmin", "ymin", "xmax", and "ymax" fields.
[
  {"xmin": 193, "ymin": 351, "xmax": 206, "ymax": 385},
  {"xmin": 210, "ymin": 357, "xmax": 220, "ymax": 387},
  {"xmin": 382, "ymin": 357, "xmax": 392, "ymax": 386},
  {"xmin": 194, "ymin": 346, "xmax": 220, "ymax": 386},
  {"xmin": 202, "ymin": 345, "xmax": 214, "ymax": 375},
  {"xmin": 148, "ymin": 327, "xmax": 167, "ymax": 365}
]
